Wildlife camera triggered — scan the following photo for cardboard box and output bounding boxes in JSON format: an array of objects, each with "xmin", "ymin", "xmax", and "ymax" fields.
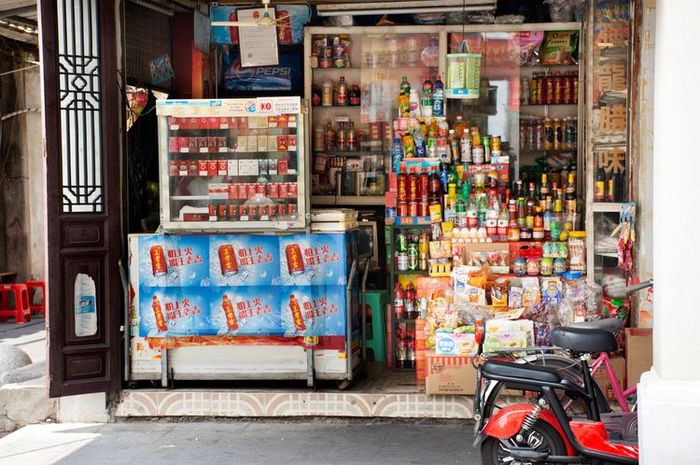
[
  {"xmin": 626, "ymin": 328, "xmax": 652, "ymax": 387},
  {"xmin": 425, "ymin": 354, "xmax": 477, "ymax": 395},
  {"xmin": 593, "ymin": 356, "xmax": 626, "ymax": 401}
]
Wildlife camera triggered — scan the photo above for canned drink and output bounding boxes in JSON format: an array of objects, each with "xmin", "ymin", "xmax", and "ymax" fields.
[
  {"xmin": 151, "ymin": 295, "xmax": 168, "ymax": 332},
  {"xmin": 209, "ymin": 204, "xmax": 217, "ymax": 221},
  {"xmin": 218, "ymin": 204, "xmax": 227, "ymax": 220},
  {"xmin": 228, "ymin": 205, "xmax": 238, "ymax": 220},
  {"xmin": 288, "ymin": 294, "xmax": 306, "ymax": 331},
  {"xmin": 149, "ymin": 245, "xmax": 168, "ymax": 277},
  {"xmin": 397, "ymin": 200, "xmax": 408, "ymax": 217},
  {"xmin": 419, "ymin": 254, "xmax": 428, "ymax": 271},
  {"xmin": 222, "ymin": 294, "xmax": 239, "ymax": 331},
  {"xmin": 408, "ymin": 200, "xmax": 418, "ymax": 217},
  {"xmin": 285, "ymin": 244, "xmax": 305, "ymax": 275},
  {"xmin": 492, "ymin": 135, "xmax": 501, "ymax": 152},
  {"xmin": 397, "ymin": 253, "xmax": 409, "ymax": 271},
  {"xmin": 407, "ymin": 243, "xmax": 419, "ymax": 270},
  {"xmin": 218, "ymin": 244, "xmax": 239, "ymax": 276}
]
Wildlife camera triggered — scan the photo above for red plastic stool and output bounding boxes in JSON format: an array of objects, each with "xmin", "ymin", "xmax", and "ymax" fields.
[
  {"xmin": 24, "ymin": 280, "xmax": 46, "ymax": 316},
  {"xmin": 0, "ymin": 284, "xmax": 31, "ymax": 323}
]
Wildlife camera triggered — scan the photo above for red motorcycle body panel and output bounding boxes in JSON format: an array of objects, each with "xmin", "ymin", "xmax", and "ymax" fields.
[
  {"xmin": 482, "ymin": 404, "xmax": 576, "ymax": 456},
  {"xmin": 570, "ymin": 420, "xmax": 639, "ymax": 460}
]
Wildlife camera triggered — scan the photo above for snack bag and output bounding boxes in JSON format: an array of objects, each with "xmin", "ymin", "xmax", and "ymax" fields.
[
  {"xmin": 540, "ymin": 31, "xmax": 579, "ymax": 65},
  {"xmin": 521, "ymin": 277, "xmax": 541, "ymax": 307},
  {"xmin": 519, "ymin": 31, "xmax": 545, "ymax": 66},
  {"xmin": 491, "ymin": 278, "xmax": 510, "ymax": 307}
]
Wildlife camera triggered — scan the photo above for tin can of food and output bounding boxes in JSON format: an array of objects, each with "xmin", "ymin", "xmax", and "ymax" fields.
[
  {"xmin": 218, "ymin": 244, "xmax": 239, "ymax": 276},
  {"xmin": 149, "ymin": 245, "xmax": 168, "ymax": 277},
  {"xmin": 285, "ymin": 244, "xmax": 305, "ymax": 275}
]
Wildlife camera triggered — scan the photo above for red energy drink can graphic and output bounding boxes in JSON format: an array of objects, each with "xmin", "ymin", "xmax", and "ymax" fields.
[
  {"xmin": 285, "ymin": 243, "xmax": 305, "ymax": 275},
  {"xmin": 222, "ymin": 294, "xmax": 239, "ymax": 331},
  {"xmin": 151, "ymin": 295, "xmax": 168, "ymax": 332},
  {"xmin": 289, "ymin": 294, "xmax": 306, "ymax": 331},
  {"xmin": 150, "ymin": 245, "xmax": 168, "ymax": 277},
  {"xmin": 218, "ymin": 244, "xmax": 239, "ymax": 276}
]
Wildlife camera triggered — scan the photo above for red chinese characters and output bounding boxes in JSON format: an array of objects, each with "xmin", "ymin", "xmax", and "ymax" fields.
[
  {"xmin": 218, "ymin": 244, "xmax": 239, "ymax": 276},
  {"xmin": 150, "ymin": 245, "xmax": 168, "ymax": 276},
  {"xmin": 222, "ymin": 294, "xmax": 239, "ymax": 330},
  {"xmin": 288, "ymin": 294, "xmax": 306, "ymax": 331},
  {"xmin": 151, "ymin": 295, "xmax": 168, "ymax": 332},
  {"xmin": 285, "ymin": 244, "xmax": 305, "ymax": 275}
]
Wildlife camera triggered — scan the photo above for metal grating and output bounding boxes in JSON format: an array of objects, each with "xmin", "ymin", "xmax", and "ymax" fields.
[
  {"xmin": 125, "ymin": 2, "xmax": 172, "ymax": 89},
  {"xmin": 57, "ymin": 0, "xmax": 103, "ymax": 213}
]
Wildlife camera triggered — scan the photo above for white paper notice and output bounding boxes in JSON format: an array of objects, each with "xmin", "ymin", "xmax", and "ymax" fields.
[{"xmin": 238, "ymin": 8, "xmax": 279, "ymax": 67}]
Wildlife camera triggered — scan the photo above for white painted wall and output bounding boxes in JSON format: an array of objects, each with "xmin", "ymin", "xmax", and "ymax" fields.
[{"xmin": 640, "ymin": 0, "xmax": 700, "ymax": 462}]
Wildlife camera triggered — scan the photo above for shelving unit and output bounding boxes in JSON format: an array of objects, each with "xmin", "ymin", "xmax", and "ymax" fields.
[{"xmin": 156, "ymin": 97, "xmax": 309, "ymax": 232}]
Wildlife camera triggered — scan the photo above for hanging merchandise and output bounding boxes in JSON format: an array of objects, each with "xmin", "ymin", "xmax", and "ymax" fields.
[
  {"xmin": 445, "ymin": 40, "xmax": 482, "ymax": 99},
  {"xmin": 610, "ymin": 203, "xmax": 636, "ymax": 271}
]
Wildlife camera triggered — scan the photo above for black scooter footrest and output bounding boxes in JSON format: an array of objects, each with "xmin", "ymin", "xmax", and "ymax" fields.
[{"xmin": 506, "ymin": 446, "xmax": 549, "ymax": 461}]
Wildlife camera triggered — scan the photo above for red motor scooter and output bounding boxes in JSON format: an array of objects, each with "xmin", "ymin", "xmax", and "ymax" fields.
[{"xmin": 472, "ymin": 321, "xmax": 639, "ymax": 464}]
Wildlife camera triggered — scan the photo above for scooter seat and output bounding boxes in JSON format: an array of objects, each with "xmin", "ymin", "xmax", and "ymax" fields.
[
  {"xmin": 482, "ymin": 360, "xmax": 562, "ymax": 384},
  {"xmin": 552, "ymin": 326, "xmax": 617, "ymax": 354}
]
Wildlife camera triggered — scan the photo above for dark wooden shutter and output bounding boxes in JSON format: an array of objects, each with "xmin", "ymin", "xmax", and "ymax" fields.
[{"xmin": 40, "ymin": 0, "xmax": 123, "ymax": 397}]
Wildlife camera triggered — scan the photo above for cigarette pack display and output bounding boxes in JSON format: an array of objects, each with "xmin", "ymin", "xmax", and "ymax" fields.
[
  {"xmin": 227, "ymin": 160, "xmax": 238, "ymax": 176},
  {"xmin": 246, "ymin": 135, "xmax": 258, "ymax": 152},
  {"xmin": 208, "ymin": 183, "xmax": 229, "ymax": 200},
  {"xmin": 257, "ymin": 135, "xmax": 268, "ymax": 152},
  {"xmin": 239, "ymin": 159, "xmax": 259, "ymax": 176},
  {"xmin": 198, "ymin": 160, "xmax": 208, "ymax": 176},
  {"xmin": 178, "ymin": 160, "xmax": 188, "ymax": 176},
  {"xmin": 235, "ymin": 135, "xmax": 246, "ymax": 152},
  {"xmin": 269, "ymin": 159, "xmax": 278, "ymax": 175},
  {"xmin": 288, "ymin": 135, "xmax": 297, "ymax": 151},
  {"xmin": 267, "ymin": 136, "xmax": 278, "ymax": 152},
  {"xmin": 277, "ymin": 135, "xmax": 288, "ymax": 151},
  {"xmin": 246, "ymin": 183, "xmax": 257, "ymax": 199},
  {"xmin": 207, "ymin": 160, "xmax": 217, "ymax": 177},
  {"xmin": 278, "ymin": 159, "xmax": 289, "ymax": 174},
  {"xmin": 169, "ymin": 160, "xmax": 178, "ymax": 176},
  {"xmin": 268, "ymin": 116, "xmax": 278, "ymax": 128},
  {"xmin": 287, "ymin": 114, "xmax": 297, "ymax": 128},
  {"xmin": 217, "ymin": 160, "xmax": 228, "ymax": 176}
]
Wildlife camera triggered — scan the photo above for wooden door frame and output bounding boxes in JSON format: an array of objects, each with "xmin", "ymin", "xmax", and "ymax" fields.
[{"xmin": 40, "ymin": 0, "xmax": 124, "ymax": 397}]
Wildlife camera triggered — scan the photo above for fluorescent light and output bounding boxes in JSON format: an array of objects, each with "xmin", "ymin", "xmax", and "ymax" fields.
[{"xmin": 317, "ymin": 5, "xmax": 493, "ymax": 16}]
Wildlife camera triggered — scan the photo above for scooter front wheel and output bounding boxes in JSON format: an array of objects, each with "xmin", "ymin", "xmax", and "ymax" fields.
[{"xmin": 481, "ymin": 420, "xmax": 567, "ymax": 465}]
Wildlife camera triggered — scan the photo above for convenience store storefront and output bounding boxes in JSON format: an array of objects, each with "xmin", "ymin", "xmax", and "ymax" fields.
[{"xmin": 36, "ymin": 0, "xmax": 699, "ymax": 461}]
